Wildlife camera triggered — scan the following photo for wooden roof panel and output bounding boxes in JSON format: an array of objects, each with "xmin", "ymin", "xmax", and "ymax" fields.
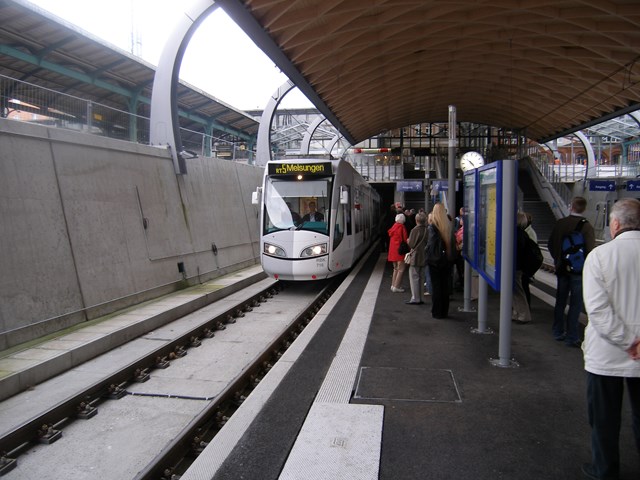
[{"xmin": 233, "ymin": 0, "xmax": 640, "ymax": 142}]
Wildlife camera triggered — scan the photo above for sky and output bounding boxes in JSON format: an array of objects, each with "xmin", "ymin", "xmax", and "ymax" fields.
[{"xmin": 28, "ymin": 0, "xmax": 313, "ymax": 111}]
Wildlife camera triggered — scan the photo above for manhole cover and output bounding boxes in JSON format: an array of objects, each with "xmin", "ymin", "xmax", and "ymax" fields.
[{"xmin": 354, "ymin": 367, "xmax": 461, "ymax": 403}]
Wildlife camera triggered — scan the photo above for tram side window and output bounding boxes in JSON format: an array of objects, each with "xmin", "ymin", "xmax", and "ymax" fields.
[
  {"xmin": 354, "ymin": 186, "xmax": 363, "ymax": 234},
  {"xmin": 333, "ymin": 202, "xmax": 344, "ymax": 250},
  {"xmin": 344, "ymin": 185, "xmax": 352, "ymax": 236}
]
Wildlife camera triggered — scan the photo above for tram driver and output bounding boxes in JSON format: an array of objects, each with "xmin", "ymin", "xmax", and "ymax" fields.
[{"xmin": 302, "ymin": 200, "xmax": 324, "ymax": 222}]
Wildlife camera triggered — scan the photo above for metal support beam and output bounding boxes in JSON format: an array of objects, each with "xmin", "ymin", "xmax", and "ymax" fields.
[
  {"xmin": 149, "ymin": 0, "xmax": 219, "ymax": 174},
  {"xmin": 574, "ymin": 130, "xmax": 596, "ymax": 181},
  {"xmin": 329, "ymin": 134, "xmax": 347, "ymax": 159},
  {"xmin": 256, "ymin": 80, "xmax": 295, "ymax": 165},
  {"xmin": 492, "ymin": 160, "xmax": 518, "ymax": 368},
  {"xmin": 448, "ymin": 105, "xmax": 457, "ymax": 216},
  {"xmin": 300, "ymin": 116, "xmax": 326, "ymax": 155}
]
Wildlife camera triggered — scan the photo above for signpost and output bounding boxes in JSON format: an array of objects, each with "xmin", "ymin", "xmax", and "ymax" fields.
[
  {"xmin": 627, "ymin": 179, "xmax": 640, "ymax": 191},
  {"xmin": 589, "ymin": 180, "xmax": 616, "ymax": 191}
]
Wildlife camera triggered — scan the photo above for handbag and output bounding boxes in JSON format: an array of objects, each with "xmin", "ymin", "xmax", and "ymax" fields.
[
  {"xmin": 398, "ymin": 241, "xmax": 410, "ymax": 255},
  {"xmin": 403, "ymin": 228, "xmax": 426, "ymax": 265},
  {"xmin": 426, "ymin": 225, "xmax": 448, "ymax": 268}
]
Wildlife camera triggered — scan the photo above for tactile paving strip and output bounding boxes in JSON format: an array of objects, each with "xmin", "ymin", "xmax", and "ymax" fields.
[{"xmin": 278, "ymin": 403, "xmax": 383, "ymax": 480}]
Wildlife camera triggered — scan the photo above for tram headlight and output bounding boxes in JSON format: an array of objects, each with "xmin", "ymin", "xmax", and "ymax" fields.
[
  {"xmin": 264, "ymin": 243, "xmax": 285, "ymax": 257},
  {"xmin": 300, "ymin": 243, "xmax": 327, "ymax": 258}
]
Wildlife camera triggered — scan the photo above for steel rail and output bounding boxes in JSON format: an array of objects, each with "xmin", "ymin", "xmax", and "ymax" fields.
[
  {"xmin": 0, "ymin": 282, "xmax": 281, "ymax": 466},
  {"xmin": 133, "ymin": 278, "xmax": 341, "ymax": 480}
]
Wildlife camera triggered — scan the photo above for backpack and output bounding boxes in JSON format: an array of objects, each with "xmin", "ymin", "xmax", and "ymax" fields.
[
  {"xmin": 426, "ymin": 225, "xmax": 448, "ymax": 268},
  {"xmin": 522, "ymin": 235, "xmax": 543, "ymax": 277},
  {"xmin": 560, "ymin": 218, "xmax": 587, "ymax": 274}
]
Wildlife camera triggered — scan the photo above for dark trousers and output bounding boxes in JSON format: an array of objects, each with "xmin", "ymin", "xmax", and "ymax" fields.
[
  {"xmin": 522, "ymin": 274, "xmax": 531, "ymax": 306},
  {"xmin": 553, "ymin": 274, "xmax": 583, "ymax": 344},
  {"xmin": 429, "ymin": 264, "xmax": 451, "ymax": 318},
  {"xmin": 454, "ymin": 255, "xmax": 464, "ymax": 289},
  {"xmin": 586, "ymin": 372, "xmax": 640, "ymax": 479}
]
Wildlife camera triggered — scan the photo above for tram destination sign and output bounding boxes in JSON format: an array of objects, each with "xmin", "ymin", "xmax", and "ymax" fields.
[{"xmin": 269, "ymin": 162, "xmax": 332, "ymax": 176}]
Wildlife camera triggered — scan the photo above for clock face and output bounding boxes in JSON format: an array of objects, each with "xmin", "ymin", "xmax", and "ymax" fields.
[{"xmin": 460, "ymin": 151, "xmax": 484, "ymax": 171}]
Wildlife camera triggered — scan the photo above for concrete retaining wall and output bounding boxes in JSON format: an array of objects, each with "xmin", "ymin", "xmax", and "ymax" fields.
[{"xmin": 0, "ymin": 119, "xmax": 264, "ymax": 349}]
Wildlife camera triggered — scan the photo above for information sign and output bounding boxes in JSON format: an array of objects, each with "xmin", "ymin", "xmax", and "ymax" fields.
[
  {"xmin": 477, "ymin": 163, "xmax": 502, "ymax": 290},
  {"xmin": 396, "ymin": 180, "xmax": 424, "ymax": 192},
  {"xmin": 462, "ymin": 170, "xmax": 477, "ymax": 265},
  {"xmin": 430, "ymin": 180, "xmax": 459, "ymax": 192},
  {"xmin": 627, "ymin": 179, "xmax": 640, "ymax": 191},
  {"xmin": 589, "ymin": 180, "xmax": 616, "ymax": 191}
]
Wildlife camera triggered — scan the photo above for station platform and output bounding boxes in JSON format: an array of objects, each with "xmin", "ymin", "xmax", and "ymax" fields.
[
  {"xmin": 1, "ymin": 251, "xmax": 638, "ymax": 480},
  {"xmin": 185, "ymin": 250, "xmax": 638, "ymax": 480}
]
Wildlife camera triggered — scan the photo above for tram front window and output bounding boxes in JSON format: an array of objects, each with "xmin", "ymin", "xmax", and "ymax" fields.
[{"xmin": 263, "ymin": 178, "xmax": 331, "ymax": 235}]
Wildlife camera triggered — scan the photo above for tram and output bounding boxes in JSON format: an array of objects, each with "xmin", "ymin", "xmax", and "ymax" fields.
[{"xmin": 252, "ymin": 158, "xmax": 380, "ymax": 280}]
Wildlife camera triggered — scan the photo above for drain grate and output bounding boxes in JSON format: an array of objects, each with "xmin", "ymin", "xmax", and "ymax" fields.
[{"xmin": 354, "ymin": 367, "xmax": 462, "ymax": 403}]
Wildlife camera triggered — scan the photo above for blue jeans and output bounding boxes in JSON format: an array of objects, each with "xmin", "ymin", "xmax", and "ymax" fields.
[
  {"xmin": 586, "ymin": 373, "xmax": 640, "ymax": 479},
  {"xmin": 552, "ymin": 274, "xmax": 583, "ymax": 344},
  {"xmin": 424, "ymin": 266, "xmax": 432, "ymax": 294}
]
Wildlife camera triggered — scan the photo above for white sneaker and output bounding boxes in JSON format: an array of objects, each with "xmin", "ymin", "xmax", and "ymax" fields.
[{"xmin": 391, "ymin": 286, "xmax": 405, "ymax": 293}]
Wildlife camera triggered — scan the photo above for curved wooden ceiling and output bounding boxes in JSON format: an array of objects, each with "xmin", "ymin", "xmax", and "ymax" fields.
[{"xmin": 221, "ymin": 0, "xmax": 640, "ymax": 144}]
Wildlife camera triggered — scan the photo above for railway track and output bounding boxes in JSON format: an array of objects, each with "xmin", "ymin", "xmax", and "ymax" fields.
[
  {"xmin": 0, "ymin": 277, "xmax": 342, "ymax": 479},
  {"xmin": 0, "ymin": 245, "xmax": 553, "ymax": 478}
]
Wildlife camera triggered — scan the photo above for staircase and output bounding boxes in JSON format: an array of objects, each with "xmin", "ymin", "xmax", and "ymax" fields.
[{"xmin": 518, "ymin": 168, "xmax": 556, "ymax": 246}]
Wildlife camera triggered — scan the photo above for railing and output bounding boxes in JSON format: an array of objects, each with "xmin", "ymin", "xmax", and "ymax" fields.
[
  {"xmin": 1, "ymin": 74, "xmax": 251, "ymax": 161},
  {"xmin": 346, "ymin": 154, "xmax": 404, "ymax": 181},
  {"xmin": 1, "ymin": 73, "xmax": 151, "ymax": 143},
  {"xmin": 538, "ymin": 163, "xmax": 640, "ymax": 181}
]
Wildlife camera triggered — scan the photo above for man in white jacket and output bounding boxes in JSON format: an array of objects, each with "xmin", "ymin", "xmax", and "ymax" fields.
[{"xmin": 581, "ymin": 198, "xmax": 640, "ymax": 480}]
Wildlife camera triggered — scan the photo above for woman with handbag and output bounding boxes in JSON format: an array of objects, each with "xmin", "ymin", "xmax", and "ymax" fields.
[
  {"xmin": 405, "ymin": 212, "xmax": 429, "ymax": 304},
  {"xmin": 388, "ymin": 213, "xmax": 408, "ymax": 292}
]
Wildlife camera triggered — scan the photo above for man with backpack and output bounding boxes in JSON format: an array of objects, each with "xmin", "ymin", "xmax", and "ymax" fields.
[{"xmin": 548, "ymin": 196, "xmax": 596, "ymax": 347}]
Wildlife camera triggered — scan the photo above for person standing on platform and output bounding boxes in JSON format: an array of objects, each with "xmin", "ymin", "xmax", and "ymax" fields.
[
  {"xmin": 580, "ymin": 198, "xmax": 640, "ymax": 480},
  {"xmin": 388, "ymin": 213, "xmax": 408, "ymax": 293},
  {"xmin": 548, "ymin": 196, "xmax": 596, "ymax": 347},
  {"xmin": 512, "ymin": 212, "xmax": 532, "ymax": 323},
  {"xmin": 523, "ymin": 212, "xmax": 538, "ymax": 306},
  {"xmin": 454, "ymin": 213, "xmax": 465, "ymax": 290},
  {"xmin": 454, "ymin": 207, "xmax": 464, "ymax": 231},
  {"xmin": 405, "ymin": 212, "xmax": 428, "ymax": 305},
  {"xmin": 424, "ymin": 213, "xmax": 434, "ymax": 297},
  {"xmin": 381, "ymin": 203, "xmax": 397, "ymax": 252},
  {"xmin": 404, "ymin": 208, "xmax": 416, "ymax": 233},
  {"xmin": 426, "ymin": 203, "xmax": 452, "ymax": 318}
]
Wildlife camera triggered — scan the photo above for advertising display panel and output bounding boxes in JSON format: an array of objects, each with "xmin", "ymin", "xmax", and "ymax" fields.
[
  {"xmin": 477, "ymin": 163, "xmax": 502, "ymax": 290},
  {"xmin": 462, "ymin": 170, "xmax": 477, "ymax": 265}
]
